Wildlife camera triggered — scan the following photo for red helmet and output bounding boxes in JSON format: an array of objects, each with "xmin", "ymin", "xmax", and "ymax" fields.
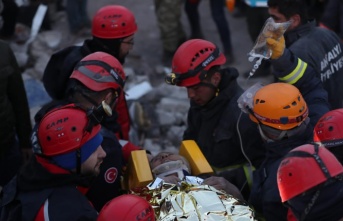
[
  {"xmin": 37, "ymin": 104, "xmax": 101, "ymax": 157},
  {"xmin": 166, "ymin": 39, "xmax": 226, "ymax": 87},
  {"xmin": 277, "ymin": 144, "xmax": 343, "ymax": 202},
  {"xmin": 92, "ymin": 5, "xmax": 137, "ymax": 39},
  {"xmin": 70, "ymin": 52, "xmax": 126, "ymax": 94},
  {"xmin": 313, "ymin": 109, "xmax": 343, "ymax": 148},
  {"xmin": 97, "ymin": 194, "xmax": 155, "ymax": 221}
]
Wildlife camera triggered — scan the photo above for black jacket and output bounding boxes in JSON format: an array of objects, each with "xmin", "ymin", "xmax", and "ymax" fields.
[
  {"xmin": 0, "ymin": 40, "xmax": 32, "ymax": 155},
  {"xmin": 43, "ymin": 40, "xmax": 92, "ymax": 100},
  {"xmin": 183, "ymin": 67, "xmax": 265, "ymax": 169}
]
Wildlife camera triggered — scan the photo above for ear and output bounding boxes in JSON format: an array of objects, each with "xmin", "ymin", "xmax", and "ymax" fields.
[
  {"xmin": 289, "ymin": 14, "xmax": 301, "ymax": 29},
  {"xmin": 211, "ymin": 72, "xmax": 221, "ymax": 87},
  {"xmin": 104, "ymin": 91, "xmax": 114, "ymax": 104}
]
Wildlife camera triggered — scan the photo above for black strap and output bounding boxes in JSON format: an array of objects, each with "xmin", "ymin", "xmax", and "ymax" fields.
[{"xmin": 285, "ymin": 144, "xmax": 331, "ymax": 179}]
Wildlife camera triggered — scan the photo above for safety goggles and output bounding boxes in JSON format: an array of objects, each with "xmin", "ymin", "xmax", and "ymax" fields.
[{"xmin": 258, "ymin": 118, "xmax": 309, "ymax": 141}]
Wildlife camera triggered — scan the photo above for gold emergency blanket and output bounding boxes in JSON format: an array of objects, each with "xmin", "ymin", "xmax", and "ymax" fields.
[{"xmin": 130, "ymin": 181, "xmax": 256, "ymax": 221}]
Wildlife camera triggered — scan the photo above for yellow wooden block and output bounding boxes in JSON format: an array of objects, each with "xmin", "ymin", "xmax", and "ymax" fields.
[
  {"xmin": 179, "ymin": 140, "xmax": 214, "ymax": 176},
  {"xmin": 124, "ymin": 150, "xmax": 153, "ymax": 190}
]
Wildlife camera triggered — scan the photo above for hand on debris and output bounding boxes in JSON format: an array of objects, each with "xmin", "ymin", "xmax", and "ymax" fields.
[
  {"xmin": 266, "ymin": 35, "xmax": 285, "ymax": 59},
  {"xmin": 203, "ymin": 176, "xmax": 244, "ymax": 201}
]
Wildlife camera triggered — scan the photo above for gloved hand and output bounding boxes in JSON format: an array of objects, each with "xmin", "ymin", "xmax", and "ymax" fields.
[{"xmin": 266, "ymin": 35, "xmax": 285, "ymax": 59}]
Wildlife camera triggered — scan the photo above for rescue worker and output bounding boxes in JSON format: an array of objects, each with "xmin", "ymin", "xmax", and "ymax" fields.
[
  {"xmin": 243, "ymin": 28, "xmax": 330, "ymax": 219},
  {"xmin": 0, "ymin": 104, "xmax": 106, "ymax": 221},
  {"xmin": 244, "ymin": 83, "xmax": 312, "ymax": 220},
  {"xmin": 43, "ymin": 5, "xmax": 138, "ymax": 151},
  {"xmin": 277, "ymin": 144, "xmax": 343, "ymax": 221},
  {"xmin": 268, "ymin": 0, "xmax": 343, "ymax": 109},
  {"xmin": 314, "ymin": 108, "xmax": 343, "ymax": 163},
  {"xmin": 36, "ymin": 52, "xmax": 128, "ymax": 211},
  {"xmin": 165, "ymin": 39, "xmax": 266, "ymax": 200}
]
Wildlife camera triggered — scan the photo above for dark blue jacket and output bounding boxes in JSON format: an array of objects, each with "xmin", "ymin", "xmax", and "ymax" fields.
[
  {"xmin": 272, "ymin": 48, "xmax": 331, "ymax": 128},
  {"xmin": 284, "ymin": 20, "xmax": 343, "ymax": 109},
  {"xmin": 249, "ymin": 125, "xmax": 313, "ymax": 221}
]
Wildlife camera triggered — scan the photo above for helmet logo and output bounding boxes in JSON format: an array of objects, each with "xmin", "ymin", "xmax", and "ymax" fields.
[
  {"xmin": 103, "ymin": 14, "xmax": 122, "ymax": 19},
  {"xmin": 202, "ymin": 55, "xmax": 215, "ymax": 67},
  {"xmin": 136, "ymin": 207, "xmax": 154, "ymax": 221},
  {"xmin": 104, "ymin": 167, "xmax": 118, "ymax": 183},
  {"xmin": 110, "ymin": 69, "xmax": 120, "ymax": 82},
  {"xmin": 46, "ymin": 117, "xmax": 69, "ymax": 130}
]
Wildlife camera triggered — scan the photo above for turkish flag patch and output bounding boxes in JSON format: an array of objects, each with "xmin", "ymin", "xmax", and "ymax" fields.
[{"xmin": 104, "ymin": 167, "xmax": 118, "ymax": 183}]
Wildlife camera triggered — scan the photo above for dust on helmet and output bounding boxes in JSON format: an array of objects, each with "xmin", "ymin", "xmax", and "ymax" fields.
[
  {"xmin": 166, "ymin": 39, "xmax": 226, "ymax": 87},
  {"xmin": 97, "ymin": 194, "xmax": 155, "ymax": 221},
  {"xmin": 92, "ymin": 5, "xmax": 137, "ymax": 39},
  {"xmin": 277, "ymin": 144, "xmax": 343, "ymax": 202},
  {"xmin": 313, "ymin": 109, "xmax": 343, "ymax": 148},
  {"xmin": 250, "ymin": 83, "xmax": 308, "ymax": 130},
  {"xmin": 70, "ymin": 52, "xmax": 126, "ymax": 95},
  {"xmin": 37, "ymin": 104, "xmax": 101, "ymax": 157}
]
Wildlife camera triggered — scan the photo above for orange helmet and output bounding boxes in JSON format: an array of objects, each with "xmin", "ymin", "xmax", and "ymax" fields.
[
  {"xmin": 165, "ymin": 39, "xmax": 226, "ymax": 87},
  {"xmin": 70, "ymin": 52, "xmax": 125, "ymax": 95},
  {"xmin": 97, "ymin": 195, "xmax": 155, "ymax": 221},
  {"xmin": 277, "ymin": 144, "xmax": 343, "ymax": 202},
  {"xmin": 313, "ymin": 109, "xmax": 343, "ymax": 148},
  {"xmin": 250, "ymin": 83, "xmax": 308, "ymax": 130},
  {"xmin": 92, "ymin": 5, "xmax": 137, "ymax": 39}
]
